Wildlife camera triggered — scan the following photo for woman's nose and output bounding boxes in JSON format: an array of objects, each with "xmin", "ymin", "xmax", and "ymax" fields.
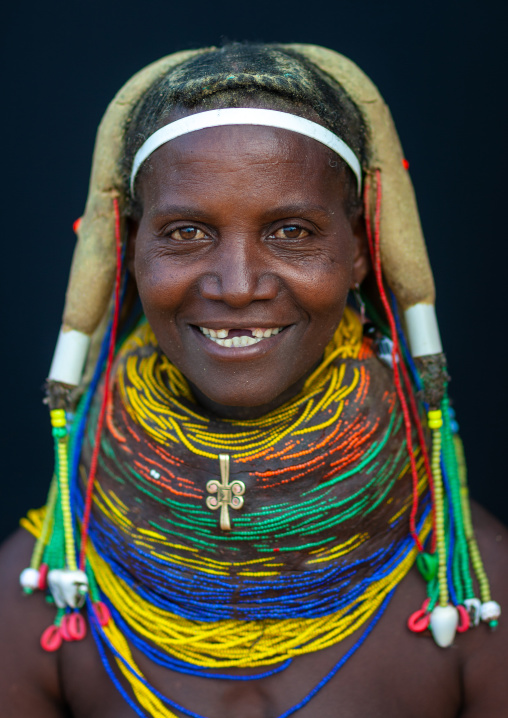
[{"xmin": 199, "ymin": 237, "xmax": 279, "ymax": 308}]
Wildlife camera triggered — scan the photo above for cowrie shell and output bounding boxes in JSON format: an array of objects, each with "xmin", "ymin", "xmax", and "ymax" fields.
[{"xmin": 429, "ymin": 605, "xmax": 458, "ymax": 647}]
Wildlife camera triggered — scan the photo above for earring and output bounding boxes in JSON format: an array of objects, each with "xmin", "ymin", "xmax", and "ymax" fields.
[{"xmin": 352, "ymin": 283, "xmax": 366, "ymax": 324}]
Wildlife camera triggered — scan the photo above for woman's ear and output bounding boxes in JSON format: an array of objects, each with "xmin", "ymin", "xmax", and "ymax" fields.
[
  {"xmin": 350, "ymin": 208, "xmax": 370, "ymax": 288},
  {"xmin": 126, "ymin": 217, "xmax": 139, "ymax": 276}
]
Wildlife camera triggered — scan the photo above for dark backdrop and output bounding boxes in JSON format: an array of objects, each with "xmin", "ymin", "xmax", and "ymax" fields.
[{"xmin": 1, "ymin": 0, "xmax": 507, "ymax": 542}]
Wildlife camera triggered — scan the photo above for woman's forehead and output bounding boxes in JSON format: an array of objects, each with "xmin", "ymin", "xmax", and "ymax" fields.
[{"xmin": 137, "ymin": 124, "xmax": 346, "ymax": 204}]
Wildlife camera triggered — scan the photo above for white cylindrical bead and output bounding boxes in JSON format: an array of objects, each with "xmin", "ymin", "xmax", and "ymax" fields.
[
  {"xmin": 48, "ymin": 327, "xmax": 91, "ymax": 386},
  {"xmin": 404, "ymin": 303, "xmax": 443, "ymax": 357}
]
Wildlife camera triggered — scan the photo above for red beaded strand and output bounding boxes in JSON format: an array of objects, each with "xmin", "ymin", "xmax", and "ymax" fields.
[
  {"xmin": 364, "ymin": 171, "xmax": 424, "ymax": 552},
  {"xmin": 79, "ymin": 197, "xmax": 123, "ymax": 570}
]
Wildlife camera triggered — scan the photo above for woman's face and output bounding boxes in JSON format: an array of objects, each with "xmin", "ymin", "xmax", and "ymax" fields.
[{"xmin": 130, "ymin": 123, "xmax": 368, "ymax": 417}]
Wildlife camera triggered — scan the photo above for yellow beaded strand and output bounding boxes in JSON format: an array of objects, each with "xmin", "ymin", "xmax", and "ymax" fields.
[
  {"xmin": 29, "ymin": 476, "xmax": 58, "ymax": 570},
  {"xmin": 51, "ymin": 409, "xmax": 77, "ymax": 571},
  {"xmin": 89, "ymin": 517, "xmax": 431, "ymax": 670},
  {"xmin": 428, "ymin": 409, "xmax": 448, "ymax": 607},
  {"xmin": 117, "ymin": 308, "xmax": 364, "ymax": 460},
  {"xmin": 107, "ymin": 622, "xmax": 180, "ymax": 718},
  {"xmin": 100, "ymin": 517, "xmax": 429, "ymax": 717}
]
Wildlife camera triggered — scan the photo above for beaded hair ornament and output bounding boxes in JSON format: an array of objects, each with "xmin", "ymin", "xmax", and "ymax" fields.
[{"xmin": 20, "ymin": 43, "xmax": 499, "ymax": 713}]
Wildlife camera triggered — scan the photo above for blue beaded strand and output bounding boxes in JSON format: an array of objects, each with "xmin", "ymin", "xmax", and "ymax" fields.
[
  {"xmin": 89, "ymin": 590, "xmax": 393, "ymax": 718},
  {"xmin": 79, "ymin": 499, "xmax": 430, "ymax": 624}
]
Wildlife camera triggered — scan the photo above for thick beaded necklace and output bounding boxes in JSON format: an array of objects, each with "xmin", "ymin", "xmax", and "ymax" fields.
[{"xmin": 20, "ymin": 302, "xmax": 499, "ymax": 718}]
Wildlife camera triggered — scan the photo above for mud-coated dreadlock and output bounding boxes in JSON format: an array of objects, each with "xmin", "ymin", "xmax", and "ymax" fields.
[{"xmin": 123, "ymin": 43, "xmax": 368, "ymax": 217}]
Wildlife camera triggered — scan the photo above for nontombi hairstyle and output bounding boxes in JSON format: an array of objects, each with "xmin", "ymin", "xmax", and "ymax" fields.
[{"xmin": 123, "ymin": 43, "xmax": 368, "ymax": 217}]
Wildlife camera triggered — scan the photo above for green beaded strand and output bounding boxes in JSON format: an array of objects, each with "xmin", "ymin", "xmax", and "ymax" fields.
[{"xmin": 453, "ymin": 435, "xmax": 492, "ymax": 606}]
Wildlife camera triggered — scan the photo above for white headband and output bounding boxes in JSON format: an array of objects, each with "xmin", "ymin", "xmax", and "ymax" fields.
[{"xmin": 130, "ymin": 108, "xmax": 362, "ymax": 195}]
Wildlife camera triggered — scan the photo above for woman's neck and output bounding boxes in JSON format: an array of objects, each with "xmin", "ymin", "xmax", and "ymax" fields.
[{"xmin": 187, "ymin": 357, "xmax": 322, "ymax": 420}]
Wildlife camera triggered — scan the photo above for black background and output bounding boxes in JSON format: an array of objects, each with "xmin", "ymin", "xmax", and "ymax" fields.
[{"xmin": 1, "ymin": 0, "xmax": 507, "ymax": 542}]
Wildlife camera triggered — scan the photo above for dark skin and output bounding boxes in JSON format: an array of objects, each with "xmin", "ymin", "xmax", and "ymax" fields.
[
  {"xmin": 130, "ymin": 123, "xmax": 368, "ymax": 417},
  {"xmin": 1, "ymin": 124, "xmax": 508, "ymax": 717}
]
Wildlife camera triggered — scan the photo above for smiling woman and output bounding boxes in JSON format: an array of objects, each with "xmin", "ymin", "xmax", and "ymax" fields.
[
  {"xmin": 129, "ymin": 122, "xmax": 367, "ymax": 415},
  {"xmin": 1, "ymin": 42, "xmax": 507, "ymax": 718}
]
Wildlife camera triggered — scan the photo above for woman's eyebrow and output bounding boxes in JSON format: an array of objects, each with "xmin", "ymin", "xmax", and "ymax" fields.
[
  {"xmin": 148, "ymin": 204, "xmax": 216, "ymax": 221},
  {"xmin": 148, "ymin": 203, "xmax": 332, "ymax": 221},
  {"xmin": 260, "ymin": 203, "xmax": 332, "ymax": 220}
]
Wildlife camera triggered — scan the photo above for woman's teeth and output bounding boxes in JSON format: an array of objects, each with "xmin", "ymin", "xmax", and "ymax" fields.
[{"xmin": 199, "ymin": 327, "xmax": 281, "ymax": 347}]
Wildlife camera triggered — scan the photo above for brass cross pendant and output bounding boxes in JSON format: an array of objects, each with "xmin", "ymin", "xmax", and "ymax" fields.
[{"xmin": 206, "ymin": 454, "xmax": 245, "ymax": 531}]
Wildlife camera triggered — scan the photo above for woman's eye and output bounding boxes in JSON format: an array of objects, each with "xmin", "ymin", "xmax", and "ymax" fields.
[
  {"xmin": 271, "ymin": 225, "xmax": 310, "ymax": 240},
  {"xmin": 169, "ymin": 226, "xmax": 208, "ymax": 241}
]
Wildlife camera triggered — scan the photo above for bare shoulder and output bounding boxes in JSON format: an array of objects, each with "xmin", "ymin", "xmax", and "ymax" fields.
[
  {"xmin": 459, "ymin": 502, "xmax": 508, "ymax": 717},
  {"xmin": 0, "ymin": 528, "xmax": 67, "ymax": 716}
]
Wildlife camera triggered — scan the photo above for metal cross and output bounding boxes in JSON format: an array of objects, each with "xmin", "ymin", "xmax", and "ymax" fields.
[{"xmin": 206, "ymin": 454, "xmax": 245, "ymax": 531}]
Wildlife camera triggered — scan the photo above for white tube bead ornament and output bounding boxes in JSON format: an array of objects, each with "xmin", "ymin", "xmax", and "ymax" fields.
[{"xmin": 48, "ymin": 328, "xmax": 91, "ymax": 387}]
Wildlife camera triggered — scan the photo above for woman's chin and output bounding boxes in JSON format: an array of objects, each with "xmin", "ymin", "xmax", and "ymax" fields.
[{"xmin": 187, "ymin": 370, "xmax": 315, "ymax": 420}]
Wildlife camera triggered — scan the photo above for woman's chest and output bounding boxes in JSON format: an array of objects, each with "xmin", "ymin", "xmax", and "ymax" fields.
[{"xmin": 60, "ymin": 592, "xmax": 462, "ymax": 718}]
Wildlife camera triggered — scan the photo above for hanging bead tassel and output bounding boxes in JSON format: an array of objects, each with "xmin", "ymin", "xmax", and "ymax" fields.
[
  {"xmin": 428, "ymin": 410, "xmax": 448, "ymax": 606},
  {"xmin": 427, "ymin": 408, "xmax": 459, "ymax": 647},
  {"xmin": 46, "ymin": 408, "xmax": 89, "ymax": 611},
  {"xmin": 51, "ymin": 409, "xmax": 77, "ymax": 571},
  {"xmin": 22, "ymin": 197, "xmax": 123, "ymax": 652},
  {"xmin": 453, "ymin": 434, "xmax": 501, "ymax": 629},
  {"xmin": 428, "ymin": 409, "xmax": 456, "ymax": 644}
]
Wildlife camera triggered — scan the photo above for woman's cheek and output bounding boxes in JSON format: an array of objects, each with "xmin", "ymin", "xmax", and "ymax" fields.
[
  {"xmin": 137, "ymin": 255, "xmax": 187, "ymax": 315},
  {"xmin": 298, "ymin": 263, "xmax": 351, "ymax": 318}
]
